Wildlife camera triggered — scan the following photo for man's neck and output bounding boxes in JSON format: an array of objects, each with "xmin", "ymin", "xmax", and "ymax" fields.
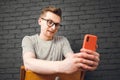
[{"xmin": 39, "ymin": 34, "xmax": 53, "ymax": 41}]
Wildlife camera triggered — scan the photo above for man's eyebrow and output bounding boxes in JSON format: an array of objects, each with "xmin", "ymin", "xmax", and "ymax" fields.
[{"xmin": 48, "ymin": 19, "xmax": 60, "ymax": 24}]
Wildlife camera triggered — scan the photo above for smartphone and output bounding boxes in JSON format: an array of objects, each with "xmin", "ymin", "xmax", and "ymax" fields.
[{"xmin": 82, "ymin": 34, "xmax": 98, "ymax": 51}]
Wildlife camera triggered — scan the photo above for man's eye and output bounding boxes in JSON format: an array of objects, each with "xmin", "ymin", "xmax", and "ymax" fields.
[{"xmin": 48, "ymin": 20, "xmax": 53, "ymax": 24}]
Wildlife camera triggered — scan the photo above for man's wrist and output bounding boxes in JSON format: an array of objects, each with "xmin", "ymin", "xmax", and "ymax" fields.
[{"xmin": 55, "ymin": 61, "xmax": 64, "ymax": 74}]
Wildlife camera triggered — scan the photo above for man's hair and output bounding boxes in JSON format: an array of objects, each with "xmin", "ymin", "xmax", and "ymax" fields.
[{"xmin": 40, "ymin": 6, "xmax": 62, "ymax": 18}]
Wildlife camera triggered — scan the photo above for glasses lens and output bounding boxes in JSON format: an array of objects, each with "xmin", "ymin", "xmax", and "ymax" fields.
[{"xmin": 47, "ymin": 20, "xmax": 54, "ymax": 27}]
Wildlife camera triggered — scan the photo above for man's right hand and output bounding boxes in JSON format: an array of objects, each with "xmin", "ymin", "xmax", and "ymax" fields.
[
  {"xmin": 58, "ymin": 53, "xmax": 81, "ymax": 74},
  {"xmin": 58, "ymin": 50, "xmax": 100, "ymax": 74}
]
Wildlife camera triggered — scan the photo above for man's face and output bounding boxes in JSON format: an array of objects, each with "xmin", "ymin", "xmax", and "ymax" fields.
[{"xmin": 38, "ymin": 11, "xmax": 61, "ymax": 40}]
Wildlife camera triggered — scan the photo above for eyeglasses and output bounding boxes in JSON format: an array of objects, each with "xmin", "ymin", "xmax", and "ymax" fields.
[{"xmin": 41, "ymin": 18, "xmax": 62, "ymax": 28}]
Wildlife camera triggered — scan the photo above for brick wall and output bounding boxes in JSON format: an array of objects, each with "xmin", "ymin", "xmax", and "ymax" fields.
[{"xmin": 0, "ymin": 0, "xmax": 120, "ymax": 80}]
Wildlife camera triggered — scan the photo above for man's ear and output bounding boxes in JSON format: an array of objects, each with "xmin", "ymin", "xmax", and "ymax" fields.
[{"xmin": 38, "ymin": 18, "xmax": 41, "ymax": 25}]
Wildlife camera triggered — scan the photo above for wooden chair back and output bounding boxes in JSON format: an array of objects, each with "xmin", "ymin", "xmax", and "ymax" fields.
[{"xmin": 20, "ymin": 66, "xmax": 85, "ymax": 80}]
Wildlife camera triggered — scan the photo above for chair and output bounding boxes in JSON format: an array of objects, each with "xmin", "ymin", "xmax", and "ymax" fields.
[{"xmin": 20, "ymin": 66, "xmax": 85, "ymax": 80}]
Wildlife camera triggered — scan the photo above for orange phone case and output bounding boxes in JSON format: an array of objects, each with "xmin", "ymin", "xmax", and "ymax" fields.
[{"xmin": 82, "ymin": 34, "xmax": 97, "ymax": 51}]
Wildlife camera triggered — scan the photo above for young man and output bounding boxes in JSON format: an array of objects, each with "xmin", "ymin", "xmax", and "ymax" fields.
[{"xmin": 22, "ymin": 6, "xmax": 100, "ymax": 75}]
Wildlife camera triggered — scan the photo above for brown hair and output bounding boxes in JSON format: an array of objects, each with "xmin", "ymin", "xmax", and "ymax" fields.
[{"xmin": 40, "ymin": 6, "xmax": 62, "ymax": 18}]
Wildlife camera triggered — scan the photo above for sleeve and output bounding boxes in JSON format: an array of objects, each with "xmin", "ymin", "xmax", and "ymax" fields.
[
  {"xmin": 21, "ymin": 36, "xmax": 35, "ymax": 54},
  {"xmin": 62, "ymin": 36, "xmax": 74, "ymax": 57}
]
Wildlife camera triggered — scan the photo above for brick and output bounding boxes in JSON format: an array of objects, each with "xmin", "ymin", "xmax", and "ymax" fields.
[
  {"xmin": 94, "ymin": 13, "xmax": 109, "ymax": 18},
  {"xmin": 0, "ymin": 12, "xmax": 10, "ymax": 17},
  {"xmin": 64, "ymin": 16, "xmax": 78, "ymax": 20},
  {"xmin": 80, "ymin": 6, "xmax": 95, "ymax": 10},
  {"xmin": 0, "ymin": 36, "xmax": 3, "ymax": 39},
  {"xmin": 23, "ymin": 3, "xmax": 37, "ymax": 7},
  {"xmin": 3, "ymin": 25, "xmax": 16, "ymax": 29},
  {"xmin": 3, "ymin": 8, "xmax": 15, "ymax": 13},
  {"xmin": 16, "ymin": 16, "xmax": 30, "ymax": 20},
  {"xmin": 0, "ymin": 39, "xmax": 7, "ymax": 44},
  {"xmin": 40, "ymin": 2, "xmax": 49, "ymax": 6},
  {"xmin": 13, "ymin": 73, "xmax": 20, "ymax": 78},
  {"xmin": 9, "ymin": 30, "xmax": 21, "ymax": 34},
  {"xmin": 15, "ymin": 33, "xmax": 26, "ymax": 39},
  {"xmin": 29, "ymin": 6, "xmax": 41, "ymax": 11},
  {"xmin": 0, "ymin": 17, "xmax": 3, "ymax": 21},
  {"xmin": 79, "ymin": 14, "xmax": 94, "ymax": 19},
  {"xmin": 80, "ymin": 24, "xmax": 95, "ymax": 29},
  {"xmin": 3, "ymin": 34, "xmax": 15, "ymax": 39},
  {"xmin": 65, "ymin": 7, "xmax": 79, "ymax": 11},
  {"xmin": 6, "ymin": 68, "xmax": 19, "ymax": 73},
  {"xmin": 29, "ymin": 15, "xmax": 39, "ymax": 19},
  {"xmin": 8, "ymin": 39, "xmax": 21, "ymax": 43},
  {"xmin": 30, "ymin": 23, "xmax": 39, "ymax": 28},
  {"xmin": 111, "ymin": 3, "xmax": 120, "ymax": 8},
  {"xmin": 86, "ymin": 9, "xmax": 100, "ymax": 14},
  {"xmin": 1, "ymin": 43, "xmax": 14, "ymax": 48},
  {"xmin": 4, "ymin": 17, "xmax": 16, "ymax": 21},
  {"xmin": 49, "ymin": 1, "xmax": 63, "ymax": 5},
  {"xmin": 65, "ymin": 25, "xmax": 79, "ymax": 30},
  {"xmin": 17, "ymin": 0, "xmax": 30, "ymax": 4},
  {"xmin": 62, "ymin": 20, "xmax": 72, "ymax": 25},
  {"xmin": 7, "ymin": 49, "xmax": 21, "ymax": 54},
  {"xmin": 64, "ymin": 0, "xmax": 80, "ymax": 3},
  {"xmin": 23, "ymin": 11, "xmax": 40, "ymax": 16},
  {"xmin": 17, "ymin": 24, "xmax": 29, "ymax": 29},
  {"xmin": 71, "ymin": 11, "xmax": 85, "ymax": 16},
  {"xmin": 102, "ymin": 17, "xmax": 118, "ymax": 23},
  {"xmin": 0, "ymin": 74, "xmax": 12, "ymax": 78},
  {"xmin": 11, "ymin": 4, "xmax": 23, "ymax": 9},
  {"xmin": 22, "ymin": 28, "xmax": 35, "ymax": 33},
  {"xmin": 8, "ymin": 21, "xmax": 22, "ymax": 25},
  {"xmin": 87, "ymin": 18, "xmax": 102, "ymax": 23},
  {"xmin": 9, "ymin": 12, "xmax": 22, "ymax": 17},
  {"xmin": 99, "ymin": 4, "xmax": 110, "ymax": 9},
  {"xmin": 30, "ymin": 0, "xmax": 42, "ymax": 3},
  {"xmin": 22, "ymin": 19, "xmax": 36, "ymax": 24},
  {"xmin": 96, "ymin": 23, "xmax": 110, "ymax": 27},
  {"xmin": 85, "ymin": 1, "xmax": 99, "ymax": 6},
  {"xmin": 16, "ymin": 7, "xmax": 30, "ymax": 12}
]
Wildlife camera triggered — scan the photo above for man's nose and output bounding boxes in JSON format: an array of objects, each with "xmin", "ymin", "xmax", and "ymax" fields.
[{"xmin": 51, "ymin": 24, "xmax": 56, "ymax": 30}]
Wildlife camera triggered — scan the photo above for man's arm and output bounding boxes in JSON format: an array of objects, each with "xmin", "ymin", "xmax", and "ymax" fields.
[
  {"xmin": 23, "ymin": 52, "xmax": 61, "ymax": 74},
  {"xmin": 23, "ymin": 49, "xmax": 100, "ymax": 74},
  {"xmin": 23, "ymin": 51, "xmax": 83, "ymax": 74}
]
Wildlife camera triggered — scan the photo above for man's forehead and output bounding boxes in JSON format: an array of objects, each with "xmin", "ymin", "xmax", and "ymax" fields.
[{"xmin": 44, "ymin": 11, "xmax": 61, "ymax": 23}]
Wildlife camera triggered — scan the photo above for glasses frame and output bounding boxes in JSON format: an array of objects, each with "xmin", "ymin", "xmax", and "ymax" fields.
[{"xmin": 41, "ymin": 18, "xmax": 62, "ymax": 28}]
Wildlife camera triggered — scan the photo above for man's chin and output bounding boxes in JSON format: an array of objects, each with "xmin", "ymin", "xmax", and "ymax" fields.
[{"xmin": 46, "ymin": 34, "xmax": 54, "ymax": 39}]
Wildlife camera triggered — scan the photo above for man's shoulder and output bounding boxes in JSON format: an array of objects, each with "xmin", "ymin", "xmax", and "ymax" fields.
[
  {"xmin": 22, "ymin": 34, "xmax": 38, "ymax": 43},
  {"xmin": 23, "ymin": 34, "xmax": 38, "ymax": 39}
]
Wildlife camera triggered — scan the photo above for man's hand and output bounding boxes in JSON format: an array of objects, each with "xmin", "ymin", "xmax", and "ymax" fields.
[
  {"xmin": 58, "ymin": 53, "xmax": 82, "ymax": 74},
  {"xmin": 58, "ymin": 49, "xmax": 100, "ymax": 74},
  {"xmin": 79, "ymin": 48, "xmax": 100, "ymax": 71}
]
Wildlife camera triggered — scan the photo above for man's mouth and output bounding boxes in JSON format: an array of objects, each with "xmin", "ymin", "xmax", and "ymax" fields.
[{"xmin": 47, "ymin": 30, "xmax": 54, "ymax": 33}]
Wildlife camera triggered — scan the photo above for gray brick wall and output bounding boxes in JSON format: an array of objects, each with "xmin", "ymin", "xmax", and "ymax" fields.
[{"xmin": 0, "ymin": 0, "xmax": 120, "ymax": 80}]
